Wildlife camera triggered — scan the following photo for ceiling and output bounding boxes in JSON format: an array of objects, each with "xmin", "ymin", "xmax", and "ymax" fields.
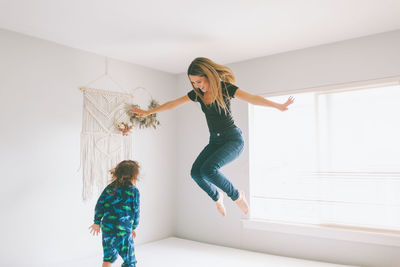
[{"xmin": 1, "ymin": 0, "xmax": 400, "ymax": 73}]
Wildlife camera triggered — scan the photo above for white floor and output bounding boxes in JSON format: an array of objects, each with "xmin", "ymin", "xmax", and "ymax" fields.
[{"xmin": 66, "ymin": 237, "xmax": 358, "ymax": 267}]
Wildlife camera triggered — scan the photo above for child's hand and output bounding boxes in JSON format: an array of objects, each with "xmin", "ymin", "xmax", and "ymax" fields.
[
  {"xmin": 131, "ymin": 230, "xmax": 136, "ymax": 238},
  {"xmin": 89, "ymin": 224, "xmax": 101, "ymax": 236}
]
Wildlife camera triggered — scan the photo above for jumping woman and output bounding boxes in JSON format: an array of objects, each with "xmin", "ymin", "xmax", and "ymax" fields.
[{"xmin": 130, "ymin": 57, "xmax": 294, "ymax": 216}]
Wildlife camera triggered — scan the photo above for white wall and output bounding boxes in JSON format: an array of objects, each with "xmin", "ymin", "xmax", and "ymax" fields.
[
  {"xmin": 2, "ymin": 26, "xmax": 400, "ymax": 267},
  {"xmin": 0, "ymin": 29, "xmax": 178, "ymax": 267},
  {"xmin": 175, "ymin": 30, "xmax": 400, "ymax": 267}
]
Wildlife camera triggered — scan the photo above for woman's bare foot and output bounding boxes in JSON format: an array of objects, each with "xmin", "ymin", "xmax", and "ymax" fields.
[
  {"xmin": 216, "ymin": 193, "xmax": 226, "ymax": 216},
  {"xmin": 235, "ymin": 191, "xmax": 249, "ymax": 215}
]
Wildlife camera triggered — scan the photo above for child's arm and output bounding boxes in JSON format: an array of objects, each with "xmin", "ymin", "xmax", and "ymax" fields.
[
  {"xmin": 132, "ymin": 189, "xmax": 140, "ymax": 229},
  {"xmin": 94, "ymin": 191, "xmax": 107, "ymax": 225},
  {"xmin": 131, "ymin": 188, "xmax": 140, "ymax": 237},
  {"xmin": 89, "ymin": 187, "xmax": 108, "ymax": 235}
]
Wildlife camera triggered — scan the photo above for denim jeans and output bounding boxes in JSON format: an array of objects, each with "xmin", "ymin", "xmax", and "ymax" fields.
[{"xmin": 190, "ymin": 127, "xmax": 244, "ymax": 202}]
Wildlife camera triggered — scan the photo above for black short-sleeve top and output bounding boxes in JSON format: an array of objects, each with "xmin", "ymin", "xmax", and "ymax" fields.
[{"xmin": 187, "ymin": 81, "xmax": 239, "ymax": 133}]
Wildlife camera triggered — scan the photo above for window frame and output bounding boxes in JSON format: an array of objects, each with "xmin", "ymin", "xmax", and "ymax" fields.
[{"xmin": 246, "ymin": 76, "xmax": 400, "ymax": 246}]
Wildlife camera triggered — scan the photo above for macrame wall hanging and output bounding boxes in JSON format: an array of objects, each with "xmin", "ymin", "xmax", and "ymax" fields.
[{"xmin": 80, "ymin": 58, "xmax": 160, "ymax": 200}]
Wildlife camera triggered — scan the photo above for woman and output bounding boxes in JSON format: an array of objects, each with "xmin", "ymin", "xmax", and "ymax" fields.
[{"xmin": 130, "ymin": 57, "xmax": 294, "ymax": 216}]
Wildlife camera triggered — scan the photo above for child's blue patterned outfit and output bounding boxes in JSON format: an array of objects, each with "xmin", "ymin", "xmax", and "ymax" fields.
[{"xmin": 94, "ymin": 184, "xmax": 140, "ymax": 267}]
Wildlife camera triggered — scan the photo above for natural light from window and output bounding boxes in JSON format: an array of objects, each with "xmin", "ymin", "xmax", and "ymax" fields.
[{"xmin": 249, "ymin": 84, "xmax": 400, "ymax": 231}]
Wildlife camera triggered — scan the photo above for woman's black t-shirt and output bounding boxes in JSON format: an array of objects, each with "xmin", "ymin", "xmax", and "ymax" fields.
[{"xmin": 187, "ymin": 82, "xmax": 239, "ymax": 133}]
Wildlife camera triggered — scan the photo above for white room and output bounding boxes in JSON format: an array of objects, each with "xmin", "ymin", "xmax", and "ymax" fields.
[{"xmin": 1, "ymin": 1, "xmax": 400, "ymax": 267}]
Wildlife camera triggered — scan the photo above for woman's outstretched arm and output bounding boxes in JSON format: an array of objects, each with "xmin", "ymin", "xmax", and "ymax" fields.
[
  {"xmin": 234, "ymin": 89, "xmax": 294, "ymax": 111},
  {"xmin": 129, "ymin": 95, "xmax": 191, "ymax": 117}
]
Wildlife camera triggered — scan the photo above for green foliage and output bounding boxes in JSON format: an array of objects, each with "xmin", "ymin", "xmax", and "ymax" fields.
[{"xmin": 128, "ymin": 99, "xmax": 161, "ymax": 129}]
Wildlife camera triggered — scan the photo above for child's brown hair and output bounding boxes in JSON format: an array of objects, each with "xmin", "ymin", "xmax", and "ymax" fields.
[{"xmin": 109, "ymin": 160, "xmax": 140, "ymax": 192}]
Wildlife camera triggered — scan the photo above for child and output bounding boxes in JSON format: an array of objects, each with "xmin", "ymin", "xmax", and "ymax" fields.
[{"xmin": 89, "ymin": 160, "xmax": 140, "ymax": 267}]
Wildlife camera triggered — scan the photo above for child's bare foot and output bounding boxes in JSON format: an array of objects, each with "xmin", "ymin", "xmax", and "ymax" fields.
[
  {"xmin": 216, "ymin": 193, "xmax": 226, "ymax": 216},
  {"xmin": 235, "ymin": 191, "xmax": 249, "ymax": 215}
]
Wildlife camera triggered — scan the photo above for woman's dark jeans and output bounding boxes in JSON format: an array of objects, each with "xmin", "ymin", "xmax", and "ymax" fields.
[{"xmin": 190, "ymin": 127, "xmax": 244, "ymax": 201}]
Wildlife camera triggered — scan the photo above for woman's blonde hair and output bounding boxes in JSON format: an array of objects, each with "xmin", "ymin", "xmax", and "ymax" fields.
[{"xmin": 187, "ymin": 57, "xmax": 236, "ymax": 114}]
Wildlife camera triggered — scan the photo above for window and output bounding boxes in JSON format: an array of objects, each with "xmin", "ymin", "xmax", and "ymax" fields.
[{"xmin": 249, "ymin": 82, "xmax": 400, "ymax": 231}]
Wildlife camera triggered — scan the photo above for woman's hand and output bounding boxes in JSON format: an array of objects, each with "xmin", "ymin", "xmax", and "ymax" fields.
[
  {"xmin": 89, "ymin": 224, "xmax": 101, "ymax": 236},
  {"xmin": 277, "ymin": 96, "xmax": 294, "ymax": 111},
  {"xmin": 129, "ymin": 107, "xmax": 151, "ymax": 117},
  {"xmin": 131, "ymin": 230, "xmax": 136, "ymax": 238}
]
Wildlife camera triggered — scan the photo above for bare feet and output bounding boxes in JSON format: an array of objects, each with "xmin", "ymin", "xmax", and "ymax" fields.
[
  {"xmin": 235, "ymin": 191, "xmax": 249, "ymax": 215},
  {"xmin": 216, "ymin": 193, "xmax": 226, "ymax": 216}
]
